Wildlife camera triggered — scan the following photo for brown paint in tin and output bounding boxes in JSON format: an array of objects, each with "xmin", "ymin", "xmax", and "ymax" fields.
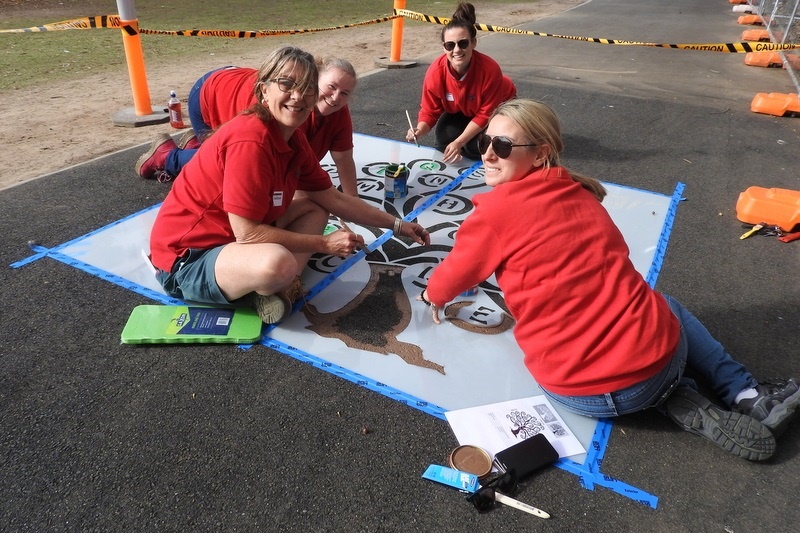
[{"xmin": 448, "ymin": 444, "xmax": 493, "ymax": 479}]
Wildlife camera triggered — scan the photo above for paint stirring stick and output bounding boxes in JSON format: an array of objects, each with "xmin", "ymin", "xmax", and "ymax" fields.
[
  {"xmin": 405, "ymin": 110, "xmax": 419, "ymax": 147},
  {"xmin": 494, "ymin": 491, "xmax": 550, "ymax": 519}
]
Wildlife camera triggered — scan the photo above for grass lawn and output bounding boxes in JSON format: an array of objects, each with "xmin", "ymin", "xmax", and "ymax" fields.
[{"xmin": 0, "ymin": 0, "xmax": 523, "ymax": 91}]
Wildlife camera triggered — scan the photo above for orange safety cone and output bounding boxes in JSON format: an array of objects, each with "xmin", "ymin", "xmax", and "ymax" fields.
[
  {"xmin": 750, "ymin": 93, "xmax": 800, "ymax": 117},
  {"xmin": 741, "ymin": 29, "xmax": 771, "ymax": 41},
  {"xmin": 744, "ymin": 52, "xmax": 783, "ymax": 68},
  {"xmin": 737, "ymin": 14, "xmax": 763, "ymax": 25}
]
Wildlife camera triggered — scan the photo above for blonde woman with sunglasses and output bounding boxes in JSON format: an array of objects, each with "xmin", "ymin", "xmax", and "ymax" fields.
[
  {"xmin": 419, "ymin": 99, "xmax": 800, "ymax": 462},
  {"xmin": 405, "ymin": 2, "xmax": 516, "ymax": 163}
]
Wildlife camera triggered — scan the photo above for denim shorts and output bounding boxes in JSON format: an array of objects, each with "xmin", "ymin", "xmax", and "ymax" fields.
[{"xmin": 155, "ymin": 247, "xmax": 230, "ymax": 304}]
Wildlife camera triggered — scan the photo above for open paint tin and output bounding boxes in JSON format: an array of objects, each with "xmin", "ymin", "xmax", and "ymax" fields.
[{"xmin": 448, "ymin": 444, "xmax": 493, "ymax": 479}]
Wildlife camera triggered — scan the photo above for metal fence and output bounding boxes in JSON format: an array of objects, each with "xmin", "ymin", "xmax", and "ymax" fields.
[{"xmin": 754, "ymin": 0, "xmax": 800, "ymax": 94}]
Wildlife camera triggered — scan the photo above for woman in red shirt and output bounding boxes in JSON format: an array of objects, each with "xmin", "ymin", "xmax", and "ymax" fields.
[
  {"xmin": 405, "ymin": 2, "xmax": 516, "ymax": 163},
  {"xmin": 136, "ymin": 58, "xmax": 360, "ymax": 195},
  {"xmin": 419, "ymin": 98, "xmax": 800, "ymax": 461},
  {"xmin": 149, "ymin": 46, "xmax": 429, "ymax": 325}
]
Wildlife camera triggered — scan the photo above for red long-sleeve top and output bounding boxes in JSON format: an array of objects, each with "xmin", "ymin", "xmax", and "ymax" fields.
[
  {"xmin": 426, "ymin": 166, "xmax": 679, "ymax": 396},
  {"xmin": 418, "ymin": 50, "xmax": 516, "ymax": 129}
]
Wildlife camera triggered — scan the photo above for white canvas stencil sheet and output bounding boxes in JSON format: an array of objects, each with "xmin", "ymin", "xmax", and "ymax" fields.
[{"xmin": 55, "ymin": 134, "xmax": 676, "ymax": 463}]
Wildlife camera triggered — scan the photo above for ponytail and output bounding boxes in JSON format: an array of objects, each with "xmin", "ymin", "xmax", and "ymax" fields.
[{"xmin": 567, "ymin": 169, "xmax": 606, "ymax": 202}]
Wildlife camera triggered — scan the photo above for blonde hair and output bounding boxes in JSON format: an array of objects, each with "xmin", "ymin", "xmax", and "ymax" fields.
[
  {"xmin": 319, "ymin": 57, "xmax": 357, "ymax": 82},
  {"xmin": 492, "ymin": 99, "xmax": 607, "ymax": 202}
]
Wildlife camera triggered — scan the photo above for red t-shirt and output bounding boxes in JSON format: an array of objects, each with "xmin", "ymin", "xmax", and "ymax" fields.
[
  {"xmin": 426, "ymin": 167, "xmax": 679, "ymax": 396},
  {"xmin": 297, "ymin": 105, "xmax": 354, "ymax": 161},
  {"xmin": 149, "ymin": 113, "xmax": 332, "ymax": 272},
  {"xmin": 418, "ymin": 50, "xmax": 516, "ymax": 129},
  {"xmin": 199, "ymin": 67, "xmax": 258, "ymax": 129}
]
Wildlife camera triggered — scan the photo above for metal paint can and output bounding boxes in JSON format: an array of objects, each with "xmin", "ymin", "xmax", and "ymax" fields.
[
  {"xmin": 448, "ymin": 444, "xmax": 493, "ymax": 480},
  {"xmin": 384, "ymin": 163, "xmax": 408, "ymax": 199}
]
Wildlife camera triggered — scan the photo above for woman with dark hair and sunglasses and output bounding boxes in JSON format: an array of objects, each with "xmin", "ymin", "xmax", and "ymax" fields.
[
  {"xmin": 135, "ymin": 57, "xmax": 362, "ymax": 196},
  {"xmin": 419, "ymin": 98, "xmax": 800, "ymax": 462},
  {"xmin": 149, "ymin": 46, "xmax": 429, "ymax": 325},
  {"xmin": 405, "ymin": 2, "xmax": 516, "ymax": 163}
]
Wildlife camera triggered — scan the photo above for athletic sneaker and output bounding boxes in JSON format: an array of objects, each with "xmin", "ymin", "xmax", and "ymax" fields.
[
  {"xmin": 135, "ymin": 133, "xmax": 177, "ymax": 181},
  {"xmin": 177, "ymin": 130, "xmax": 201, "ymax": 150},
  {"xmin": 736, "ymin": 378, "xmax": 800, "ymax": 437},
  {"xmin": 664, "ymin": 386, "xmax": 775, "ymax": 462},
  {"xmin": 248, "ymin": 276, "xmax": 305, "ymax": 324}
]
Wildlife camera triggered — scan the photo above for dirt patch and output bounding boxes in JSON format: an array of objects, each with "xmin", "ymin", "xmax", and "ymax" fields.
[{"xmin": 0, "ymin": 2, "xmax": 583, "ymax": 190}]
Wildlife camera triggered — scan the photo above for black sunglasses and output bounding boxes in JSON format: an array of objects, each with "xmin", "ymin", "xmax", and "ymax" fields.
[
  {"xmin": 478, "ymin": 134, "xmax": 537, "ymax": 159},
  {"xmin": 443, "ymin": 39, "xmax": 471, "ymax": 51},
  {"xmin": 466, "ymin": 470, "xmax": 518, "ymax": 513},
  {"xmin": 268, "ymin": 77, "xmax": 316, "ymax": 97}
]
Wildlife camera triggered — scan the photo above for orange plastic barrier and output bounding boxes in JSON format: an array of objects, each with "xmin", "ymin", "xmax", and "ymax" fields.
[
  {"xmin": 744, "ymin": 52, "xmax": 784, "ymax": 68},
  {"xmin": 750, "ymin": 92, "xmax": 800, "ymax": 117},
  {"xmin": 738, "ymin": 15, "xmax": 763, "ymax": 25},
  {"xmin": 736, "ymin": 187, "xmax": 800, "ymax": 232},
  {"xmin": 742, "ymin": 29, "xmax": 771, "ymax": 42}
]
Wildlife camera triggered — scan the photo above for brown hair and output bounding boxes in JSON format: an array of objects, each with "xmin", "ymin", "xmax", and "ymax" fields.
[
  {"xmin": 441, "ymin": 2, "xmax": 477, "ymax": 41},
  {"xmin": 244, "ymin": 46, "xmax": 318, "ymax": 121},
  {"xmin": 492, "ymin": 99, "xmax": 607, "ymax": 202}
]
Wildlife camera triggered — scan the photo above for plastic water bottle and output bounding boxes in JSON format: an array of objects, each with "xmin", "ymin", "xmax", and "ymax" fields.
[{"xmin": 168, "ymin": 90, "xmax": 184, "ymax": 129}]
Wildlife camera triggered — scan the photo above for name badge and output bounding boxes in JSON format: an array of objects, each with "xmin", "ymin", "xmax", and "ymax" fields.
[{"xmin": 273, "ymin": 191, "xmax": 284, "ymax": 206}]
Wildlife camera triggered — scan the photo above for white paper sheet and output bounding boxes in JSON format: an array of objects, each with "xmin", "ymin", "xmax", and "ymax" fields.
[{"xmin": 445, "ymin": 395, "xmax": 586, "ymax": 459}]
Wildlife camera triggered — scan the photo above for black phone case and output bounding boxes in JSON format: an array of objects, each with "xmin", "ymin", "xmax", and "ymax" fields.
[{"xmin": 493, "ymin": 433, "xmax": 559, "ymax": 480}]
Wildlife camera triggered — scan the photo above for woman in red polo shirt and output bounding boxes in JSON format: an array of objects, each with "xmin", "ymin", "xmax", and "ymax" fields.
[
  {"xmin": 136, "ymin": 57, "xmax": 360, "ymax": 195},
  {"xmin": 149, "ymin": 46, "xmax": 429, "ymax": 325}
]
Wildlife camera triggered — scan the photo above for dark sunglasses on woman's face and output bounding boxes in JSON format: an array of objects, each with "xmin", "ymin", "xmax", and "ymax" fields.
[
  {"xmin": 478, "ymin": 134, "xmax": 537, "ymax": 159},
  {"xmin": 443, "ymin": 39, "xmax": 471, "ymax": 51}
]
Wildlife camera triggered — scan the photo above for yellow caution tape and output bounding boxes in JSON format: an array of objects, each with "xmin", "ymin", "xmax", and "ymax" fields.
[
  {"xmin": 397, "ymin": 8, "xmax": 800, "ymax": 53},
  {"xmin": 2, "ymin": 10, "xmax": 797, "ymax": 53},
  {"xmin": 0, "ymin": 15, "xmax": 122, "ymax": 33},
  {"xmin": 0, "ymin": 14, "xmax": 398, "ymax": 37}
]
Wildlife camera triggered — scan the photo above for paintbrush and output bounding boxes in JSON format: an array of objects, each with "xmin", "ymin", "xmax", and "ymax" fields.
[{"xmin": 405, "ymin": 110, "xmax": 419, "ymax": 147}]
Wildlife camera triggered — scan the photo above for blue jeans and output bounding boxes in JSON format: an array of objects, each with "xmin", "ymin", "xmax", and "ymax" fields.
[
  {"xmin": 164, "ymin": 147, "xmax": 197, "ymax": 177},
  {"xmin": 542, "ymin": 294, "xmax": 757, "ymax": 417},
  {"xmin": 188, "ymin": 66, "xmax": 233, "ymax": 137}
]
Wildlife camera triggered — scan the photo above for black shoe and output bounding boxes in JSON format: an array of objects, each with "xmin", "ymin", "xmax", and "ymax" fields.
[
  {"xmin": 736, "ymin": 378, "xmax": 800, "ymax": 437},
  {"xmin": 664, "ymin": 386, "xmax": 775, "ymax": 461}
]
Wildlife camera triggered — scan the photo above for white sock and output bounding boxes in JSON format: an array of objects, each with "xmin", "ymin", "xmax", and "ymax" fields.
[{"xmin": 735, "ymin": 387, "xmax": 758, "ymax": 404}]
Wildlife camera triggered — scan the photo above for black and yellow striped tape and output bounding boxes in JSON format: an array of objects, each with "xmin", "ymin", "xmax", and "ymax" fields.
[
  {"xmin": 0, "ymin": 14, "xmax": 398, "ymax": 36},
  {"xmin": 395, "ymin": 9, "xmax": 800, "ymax": 53},
  {"xmin": 2, "ymin": 10, "xmax": 797, "ymax": 53},
  {"xmin": 0, "ymin": 15, "xmax": 122, "ymax": 33}
]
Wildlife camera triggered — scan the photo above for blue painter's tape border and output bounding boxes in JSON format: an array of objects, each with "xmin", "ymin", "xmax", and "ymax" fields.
[
  {"xmin": 646, "ymin": 182, "xmax": 685, "ymax": 287},
  {"xmin": 8, "ymin": 162, "xmax": 678, "ymax": 509}
]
